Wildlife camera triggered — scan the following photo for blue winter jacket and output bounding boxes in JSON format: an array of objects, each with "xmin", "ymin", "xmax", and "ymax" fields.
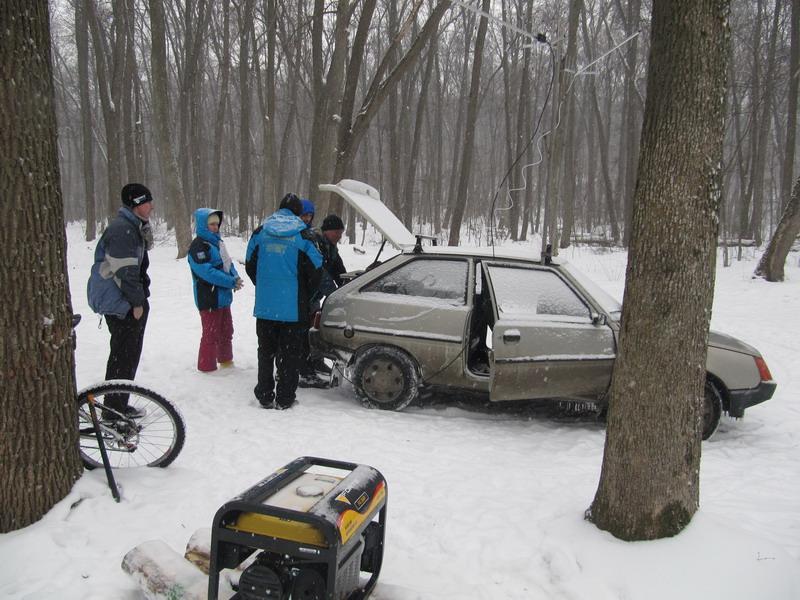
[
  {"xmin": 87, "ymin": 207, "xmax": 150, "ymax": 318},
  {"xmin": 245, "ymin": 208, "xmax": 323, "ymax": 322},
  {"xmin": 187, "ymin": 208, "xmax": 240, "ymax": 311}
]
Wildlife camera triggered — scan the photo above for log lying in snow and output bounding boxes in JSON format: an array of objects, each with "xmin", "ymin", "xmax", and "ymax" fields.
[
  {"xmin": 184, "ymin": 527, "xmax": 212, "ymax": 574},
  {"xmin": 122, "ymin": 539, "xmax": 219, "ymax": 600}
]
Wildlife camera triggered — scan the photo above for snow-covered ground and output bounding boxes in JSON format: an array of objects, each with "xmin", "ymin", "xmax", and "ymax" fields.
[{"xmin": 1, "ymin": 223, "xmax": 799, "ymax": 599}]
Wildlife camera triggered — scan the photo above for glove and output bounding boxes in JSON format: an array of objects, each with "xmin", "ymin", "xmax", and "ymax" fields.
[{"xmin": 234, "ymin": 277, "xmax": 244, "ymax": 291}]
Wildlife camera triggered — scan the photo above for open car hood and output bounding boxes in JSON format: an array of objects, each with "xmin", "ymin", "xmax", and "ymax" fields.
[{"xmin": 319, "ymin": 179, "xmax": 416, "ymax": 250}]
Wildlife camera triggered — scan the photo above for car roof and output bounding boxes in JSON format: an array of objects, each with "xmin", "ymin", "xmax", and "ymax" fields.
[{"xmin": 398, "ymin": 244, "xmax": 557, "ymax": 264}]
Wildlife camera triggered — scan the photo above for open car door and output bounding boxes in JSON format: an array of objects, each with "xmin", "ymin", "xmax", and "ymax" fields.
[{"xmin": 484, "ymin": 262, "xmax": 616, "ymax": 402}]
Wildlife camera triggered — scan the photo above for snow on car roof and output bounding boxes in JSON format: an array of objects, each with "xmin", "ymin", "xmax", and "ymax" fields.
[{"xmin": 401, "ymin": 243, "xmax": 560, "ymax": 264}]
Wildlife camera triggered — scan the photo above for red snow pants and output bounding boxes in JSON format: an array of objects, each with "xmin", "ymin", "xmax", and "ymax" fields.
[{"xmin": 197, "ymin": 307, "xmax": 234, "ymax": 371}]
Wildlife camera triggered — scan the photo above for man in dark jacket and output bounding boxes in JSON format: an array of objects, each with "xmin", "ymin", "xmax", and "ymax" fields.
[
  {"xmin": 315, "ymin": 214, "xmax": 348, "ymax": 296},
  {"xmin": 299, "ymin": 213, "xmax": 348, "ymax": 387},
  {"xmin": 245, "ymin": 193, "xmax": 323, "ymax": 409},
  {"xmin": 87, "ymin": 183, "xmax": 154, "ymax": 417}
]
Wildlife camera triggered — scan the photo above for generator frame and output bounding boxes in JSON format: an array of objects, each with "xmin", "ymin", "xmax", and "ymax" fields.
[{"xmin": 208, "ymin": 456, "xmax": 387, "ymax": 600}]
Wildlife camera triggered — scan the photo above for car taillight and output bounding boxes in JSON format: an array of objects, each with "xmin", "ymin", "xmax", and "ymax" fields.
[
  {"xmin": 311, "ymin": 310, "xmax": 321, "ymax": 329},
  {"xmin": 755, "ymin": 356, "xmax": 773, "ymax": 382}
]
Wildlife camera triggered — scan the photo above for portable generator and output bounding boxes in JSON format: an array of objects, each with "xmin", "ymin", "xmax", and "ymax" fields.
[{"xmin": 208, "ymin": 456, "xmax": 387, "ymax": 600}]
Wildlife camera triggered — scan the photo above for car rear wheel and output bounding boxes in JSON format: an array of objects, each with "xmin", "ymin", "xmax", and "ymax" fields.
[
  {"xmin": 352, "ymin": 346, "xmax": 419, "ymax": 411},
  {"xmin": 703, "ymin": 380, "xmax": 723, "ymax": 441}
]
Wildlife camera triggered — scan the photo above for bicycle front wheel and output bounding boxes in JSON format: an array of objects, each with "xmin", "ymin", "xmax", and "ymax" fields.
[{"xmin": 77, "ymin": 381, "xmax": 186, "ymax": 469}]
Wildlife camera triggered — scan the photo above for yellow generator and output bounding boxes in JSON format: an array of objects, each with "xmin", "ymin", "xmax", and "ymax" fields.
[{"xmin": 208, "ymin": 457, "xmax": 387, "ymax": 600}]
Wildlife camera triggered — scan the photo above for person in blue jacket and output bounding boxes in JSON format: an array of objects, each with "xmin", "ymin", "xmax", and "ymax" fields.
[
  {"xmin": 245, "ymin": 193, "xmax": 323, "ymax": 409},
  {"xmin": 300, "ymin": 198, "xmax": 315, "ymax": 228},
  {"xmin": 87, "ymin": 183, "xmax": 154, "ymax": 418},
  {"xmin": 188, "ymin": 208, "xmax": 243, "ymax": 372}
]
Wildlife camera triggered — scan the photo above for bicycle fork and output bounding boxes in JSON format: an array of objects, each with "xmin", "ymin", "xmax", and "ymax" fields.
[{"xmin": 86, "ymin": 393, "xmax": 121, "ymax": 503}]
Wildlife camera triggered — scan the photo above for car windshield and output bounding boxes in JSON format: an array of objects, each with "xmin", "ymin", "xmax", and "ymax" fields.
[{"xmin": 561, "ymin": 263, "xmax": 622, "ymax": 320}]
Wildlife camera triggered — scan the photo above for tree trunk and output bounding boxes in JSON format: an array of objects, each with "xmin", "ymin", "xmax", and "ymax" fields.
[
  {"xmin": 260, "ymin": 0, "xmax": 278, "ymax": 212},
  {"xmin": 558, "ymin": 0, "xmax": 582, "ymax": 250},
  {"xmin": 589, "ymin": 0, "xmax": 729, "ymax": 541},
  {"xmin": 403, "ymin": 33, "xmax": 437, "ymax": 228},
  {"xmin": 780, "ymin": 0, "xmax": 799, "ymax": 212},
  {"xmin": 0, "ymin": 0, "xmax": 82, "ymax": 532},
  {"xmin": 236, "ymin": 0, "xmax": 255, "ymax": 233},
  {"xmin": 509, "ymin": 0, "xmax": 534, "ymax": 241},
  {"xmin": 210, "ymin": 0, "xmax": 232, "ymax": 209},
  {"xmin": 620, "ymin": 0, "xmax": 642, "ymax": 247},
  {"xmin": 76, "ymin": 0, "xmax": 96, "ymax": 241},
  {"xmin": 748, "ymin": 0, "xmax": 782, "ymax": 245},
  {"xmin": 86, "ymin": 0, "xmax": 127, "ymax": 219},
  {"xmin": 448, "ymin": 0, "xmax": 489, "ymax": 247},
  {"xmin": 308, "ymin": 0, "xmax": 351, "ymax": 215},
  {"xmin": 580, "ymin": 6, "xmax": 620, "ymax": 243},
  {"xmin": 149, "ymin": 0, "xmax": 192, "ymax": 256},
  {"xmin": 755, "ymin": 176, "xmax": 800, "ymax": 281}
]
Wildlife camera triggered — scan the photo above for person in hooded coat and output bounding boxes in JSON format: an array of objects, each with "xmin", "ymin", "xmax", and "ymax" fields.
[
  {"xmin": 245, "ymin": 193, "xmax": 323, "ymax": 408},
  {"xmin": 188, "ymin": 208, "xmax": 243, "ymax": 372},
  {"xmin": 299, "ymin": 198, "xmax": 315, "ymax": 228}
]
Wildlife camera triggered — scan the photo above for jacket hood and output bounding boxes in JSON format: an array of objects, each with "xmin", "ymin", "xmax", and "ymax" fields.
[
  {"xmin": 263, "ymin": 208, "xmax": 306, "ymax": 237},
  {"xmin": 119, "ymin": 206, "xmax": 145, "ymax": 225},
  {"xmin": 301, "ymin": 199, "xmax": 315, "ymax": 216},
  {"xmin": 194, "ymin": 207, "xmax": 223, "ymax": 244}
]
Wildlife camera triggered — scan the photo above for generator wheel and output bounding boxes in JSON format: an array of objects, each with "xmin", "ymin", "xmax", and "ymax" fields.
[
  {"xmin": 352, "ymin": 346, "xmax": 419, "ymax": 411},
  {"xmin": 703, "ymin": 380, "xmax": 723, "ymax": 441}
]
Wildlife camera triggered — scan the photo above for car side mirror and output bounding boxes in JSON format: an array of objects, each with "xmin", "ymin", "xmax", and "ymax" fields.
[{"xmin": 591, "ymin": 312, "xmax": 607, "ymax": 326}]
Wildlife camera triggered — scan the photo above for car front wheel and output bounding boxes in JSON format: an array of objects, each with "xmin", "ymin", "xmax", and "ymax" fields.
[
  {"xmin": 703, "ymin": 380, "xmax": 723, "ymax": 441},
  {"xmin": 352, "ymin": 346, "xmax": 420, "ymax": 411}
]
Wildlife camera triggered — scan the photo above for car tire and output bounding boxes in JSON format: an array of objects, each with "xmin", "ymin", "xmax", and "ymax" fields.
[
  {"xmin": 703, "ymin": 380, "xmax": 723, "ymax": 441},
  {"xmin": 352, "ymin": 346, "xmax": 420, "ymax": 411}
]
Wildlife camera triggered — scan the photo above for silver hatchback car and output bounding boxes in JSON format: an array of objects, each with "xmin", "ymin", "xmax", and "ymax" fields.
[{"xmin": 312, "ymin": 180, "xmax": 776, "ymax": 439}]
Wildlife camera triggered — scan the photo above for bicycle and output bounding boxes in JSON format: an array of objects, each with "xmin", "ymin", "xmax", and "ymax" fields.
[
  {"xmin": 76, "ymin": 380, "xmax": 186, "ymax": 469},
  {"xmin": 74, "ymin": 315, "xmax": 186, "ymax": 472}
]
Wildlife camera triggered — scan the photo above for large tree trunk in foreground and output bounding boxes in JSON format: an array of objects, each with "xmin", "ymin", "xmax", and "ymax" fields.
[
  {"xmin": 588, "ymin": 0, "xmax": 729, "ymax": 541},
  {"xmin": 755, "ymin": 176, "xmax": 800, "ymax": 281},
  {"xmin": 0, "ymin": 0, "xmax": 82, "ymax": 532}
]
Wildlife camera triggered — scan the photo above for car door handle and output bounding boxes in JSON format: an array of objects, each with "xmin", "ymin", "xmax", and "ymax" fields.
[{"xmin": 503, "ymin": 330, "xmax": 520, "ymax": 344}]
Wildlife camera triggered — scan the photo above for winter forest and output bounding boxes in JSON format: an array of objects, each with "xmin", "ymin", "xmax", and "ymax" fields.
[{"xmin": 50, "ymin": 0, "xmax": 799, "ymax": 252}]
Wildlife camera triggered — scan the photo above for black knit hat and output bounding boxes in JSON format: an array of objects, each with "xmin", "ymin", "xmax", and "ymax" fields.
[
  {"xmin": 121, "ymin": 183, "xmax": 153, "ymax": 208},
  {"xmin": 279, "ymin": 193, "xmax": 303, "ymax": 216},
  {"xmin": 321, "ymin": 214, "xmax": 345, "ymax": 231}
]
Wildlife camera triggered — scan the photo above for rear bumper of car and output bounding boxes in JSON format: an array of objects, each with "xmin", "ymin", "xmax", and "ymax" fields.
[
  {"xmin": 728, "ymin": 381, "xmax": 777, "ymax": 418},
  {"xmin": 309, "ymin": 328, "xmax": 353, "ymax": 364}
]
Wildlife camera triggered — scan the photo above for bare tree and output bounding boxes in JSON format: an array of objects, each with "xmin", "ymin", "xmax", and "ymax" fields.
[
  {"xmin": 75, "ymin": 0, "xmax": 97, "ymax": 240},
  {"xmin": 780, "ymin": 0, "xmax": 799, "ymax": 211},
  {"xmin": 448, "ymin": 0, "xmax": 489, "ymax": 247},
  {"xmin": 86, "ymin": 0, "xmax": 128, "ymax": 218},
  {"xmin": 1, "ymin": 0, "xmax": 82, "ymax": 532},
  {"xmin": 209, "ymin": 0, "xmax": 233, "ymax": 209},
  {"xmin": 236, "ymin": 0, "xmax": 255, "ymax": 233},
  {"xmin": 755, "ymin": 176, "xmax": 800, "ymax": 281},
  {"xmin": 589, "ymin": 0, "xmax": 730, "ymax": 540},
  {"xmin": 149, "ymin": 0, "xmax": 192, "ymax": 256}
]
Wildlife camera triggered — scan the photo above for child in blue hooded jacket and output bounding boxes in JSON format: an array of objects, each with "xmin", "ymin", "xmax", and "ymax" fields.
[{"xmin": 188, "ymin": 208, "xmax": 243, "ymax": 371}]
